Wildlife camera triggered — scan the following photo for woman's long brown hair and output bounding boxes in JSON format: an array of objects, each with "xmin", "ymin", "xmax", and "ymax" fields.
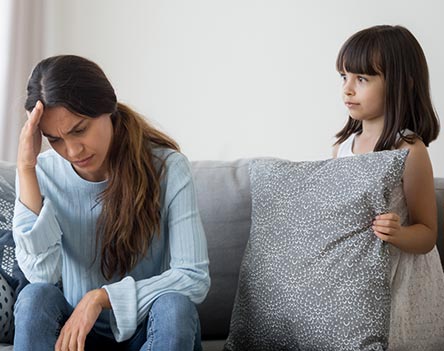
[
  {"xmin": 97, "ymin": 103, "xmax": 178, "ymax": 279},
  {"xmin": 25, "ymin": 55, "xmax": 179, "ymax": 279},
  {"xmin": 334, "ymin": 25, "xmax": 440, "ymax": 150}
]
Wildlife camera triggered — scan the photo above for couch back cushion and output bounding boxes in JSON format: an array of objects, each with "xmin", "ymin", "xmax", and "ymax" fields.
[{"xmin": 191, "ymin": 160, "xmax": 251, "ymax": 339}]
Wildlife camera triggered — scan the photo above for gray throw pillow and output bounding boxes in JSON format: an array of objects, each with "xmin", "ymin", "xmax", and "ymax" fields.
[{"xmin": 224, "ymin": 150, "xmax": 408, "ymax": 351}]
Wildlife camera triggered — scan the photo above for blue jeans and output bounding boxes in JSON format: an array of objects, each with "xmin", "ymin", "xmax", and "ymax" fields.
[{"xmin": 14, "ymin": 283, "xmax": 202, "ymax": 351}]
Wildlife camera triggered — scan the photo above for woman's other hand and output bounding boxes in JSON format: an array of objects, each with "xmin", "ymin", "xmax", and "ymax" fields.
[{"xmin": 55, "ymin": 288, "xmax": 111, "ymax": 351}]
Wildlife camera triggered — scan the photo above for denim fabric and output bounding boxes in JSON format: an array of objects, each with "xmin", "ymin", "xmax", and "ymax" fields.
[{"xmin": 14, "ymin": 283, "xmax": 201, "ymax": 351}]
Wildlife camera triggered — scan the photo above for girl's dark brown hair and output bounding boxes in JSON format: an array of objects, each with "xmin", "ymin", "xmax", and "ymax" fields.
[
  {"xmin": 25, "ymin": 55, "xmax": 179, "ymax": 279},
  {"xmin": 335, "ymin": 25, "xmax": 440, "ymax": 150}
]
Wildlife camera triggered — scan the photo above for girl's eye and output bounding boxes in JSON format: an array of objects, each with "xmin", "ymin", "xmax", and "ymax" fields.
[
  {"xmin": 47, "ymin": 138, "xmax": 59, "ymax": 144},
  {"xmin": 357, "ymin": 76, "xmax": 368, "ymax": 82},
  {"xmin": 73, "ymin": 128, "xmax": 86, "ymax": 135},
  {"xmin": 339, "ymin": 73, "xmax": 346, "ymax": 82}
]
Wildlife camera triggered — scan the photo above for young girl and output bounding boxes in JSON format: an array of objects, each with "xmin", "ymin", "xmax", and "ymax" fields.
[
  {"xmin": 13, "ymin": 55, "xmax": 210, "ymax": 351},
  {"xmin": 333, "ymin": 25, "xmax": 444, "ymax": 350}
]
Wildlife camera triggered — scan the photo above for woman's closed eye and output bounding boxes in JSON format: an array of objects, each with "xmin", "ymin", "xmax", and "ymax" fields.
[
  {"xmin": 73, "ymin": 128, "xmax": 86, "ymax": 135},
  {"xmin": 47, "ymin": 137, "xmax": 60, "ymax": 144}
]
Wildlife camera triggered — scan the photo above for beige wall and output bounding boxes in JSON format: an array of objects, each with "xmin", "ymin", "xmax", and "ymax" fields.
[{"xmin": 41, "ymin": 0, "xmax": 444, "ymax": 176}]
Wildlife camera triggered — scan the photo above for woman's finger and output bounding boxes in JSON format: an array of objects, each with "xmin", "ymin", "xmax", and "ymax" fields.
[
  {"xmin": 28, "ymin": 100, "xmax": 44, "ymax": 125},
  {"xmin": 55, "ymin": 329, "xmax": 63, "ymax": 351},
  {"xmin": 77, "ymin": 331, "xmax": 86, "ymax": 351},
  {"xmin": 61, "ymin": 328, "xmax": 72, "ymax": 351}
]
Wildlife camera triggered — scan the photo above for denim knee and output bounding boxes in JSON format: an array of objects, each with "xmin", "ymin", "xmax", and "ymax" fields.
[
  {"xmin": 151, "ymin": 293, "xmax": 198, "ymax": 326},
  {"xmin": 147, "ymin": 293, "xmax": 200, "ymax": 349},
  {"xmin": 14, "ymin": 282, "xmax": 67, "ymax": 321},
  {"xmin": 16, "ymin": 283, "xmax": 59, "ymax": 309},
  {"xmin": 14, "ymin": 283, "xmax": 72, "ymax": 350}
]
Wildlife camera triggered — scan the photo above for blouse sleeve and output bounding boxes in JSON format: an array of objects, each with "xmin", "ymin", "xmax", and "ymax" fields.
[
  {"xmin": 12, "ymin": 174, "xmax": 63, "ymax": 284},
  {"xmin": 103, "ymin": 152, "xmax": 210, "ymax": 342}
]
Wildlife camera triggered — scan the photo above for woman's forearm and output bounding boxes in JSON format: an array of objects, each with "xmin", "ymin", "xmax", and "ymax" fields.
[{"xmin": 18, "ymin": 167, "xmax": 43, "ymax": 215}]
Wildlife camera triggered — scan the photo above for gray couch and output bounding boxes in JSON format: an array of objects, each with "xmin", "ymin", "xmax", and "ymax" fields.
[{"xmin": 0, "ymin": 159, "xmax": 443, "ymax": 351}]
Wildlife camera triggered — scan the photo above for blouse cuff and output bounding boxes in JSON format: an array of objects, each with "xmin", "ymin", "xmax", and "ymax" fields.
[
  {"xmin": 103, "ymin": 276, "xmax": 138, "ymax": 342},
  {"xmin": 13, "ymin": 198, "xmax": 62, "ymax": 254}
]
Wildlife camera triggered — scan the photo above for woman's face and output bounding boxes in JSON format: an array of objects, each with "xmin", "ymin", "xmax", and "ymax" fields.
[{"xmin": 39, "ymin": 106, "xmax": 114, "ymax": 182}]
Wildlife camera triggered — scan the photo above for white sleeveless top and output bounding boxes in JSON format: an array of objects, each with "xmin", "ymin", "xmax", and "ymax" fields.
[{"xmin": 337, "ymin": 134, "xmax": 444, "ymax": 350}]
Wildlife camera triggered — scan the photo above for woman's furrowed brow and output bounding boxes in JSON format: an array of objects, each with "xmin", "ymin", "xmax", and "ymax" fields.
[{"xmin": 42, "ymin": 120, "xmax": 85, "ymax": 138}]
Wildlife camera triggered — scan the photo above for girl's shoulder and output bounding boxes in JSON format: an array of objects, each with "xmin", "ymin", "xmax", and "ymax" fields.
[
  {"xmin": 396, "ymin": 134, "xmax": 427, "ymax": 154},
  {"xmin": 396, "ymin": 137, "xmax": 432, "ymax": 173}
]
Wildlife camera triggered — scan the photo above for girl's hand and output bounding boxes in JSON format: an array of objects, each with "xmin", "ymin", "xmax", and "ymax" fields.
[
  {"xmin": 372, "ymin": 213, "xmax": 401, "ymax": 243},
  {"xmin": 17, "ymin": 101, "xmax": 44, "ymax": 171},
  {"xmin": 55, "ymin": 288, "xmax": 110, "ymax": 351}
]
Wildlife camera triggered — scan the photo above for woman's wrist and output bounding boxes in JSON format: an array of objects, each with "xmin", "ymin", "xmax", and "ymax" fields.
[
  {"xmin": 18, "ymin": 165, "xmax": 37, "ymax": 175},
  {"xmin": 95, "ymin": 288, "xmax": 112, "ymax": 309}
]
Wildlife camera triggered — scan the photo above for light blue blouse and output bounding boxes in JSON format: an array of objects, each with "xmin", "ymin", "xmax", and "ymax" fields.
[{"xmin": 13, "ymin": 148, "xmax": 210, "ymax": 342}]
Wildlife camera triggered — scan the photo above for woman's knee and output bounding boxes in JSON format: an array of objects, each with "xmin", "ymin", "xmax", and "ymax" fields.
[
  {"xmin": 151, "ymin": 293, "xmax": 198, "ymax": 324},
  {"xmin": 15, "ymin": 282, "xmax": 65, "ymax": 315},
  {"xmin": 13, "ymin": 283, "xmax": 72, "ymax": 348},
  {"xmin": 147, "ymin": 293, "xmax": 200, "ymax": 348}
]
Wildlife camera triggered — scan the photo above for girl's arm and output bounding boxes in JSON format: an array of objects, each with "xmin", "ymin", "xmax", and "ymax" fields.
[{"xmin": 372, "ymin": 140, "xmax": 437, "ymax": 253}]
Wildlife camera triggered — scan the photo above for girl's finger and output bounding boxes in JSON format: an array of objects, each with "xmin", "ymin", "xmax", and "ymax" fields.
[
  {"xmin": 373, "ymin": 223, "xmax": 400, "ymax": 236},
  {"xmin": 376, "ymin": 213, "xmax": 400, "ymax": 221},
  {"xmin": 373, "ymin": 219, "xmax": 399, "ymax": 228},
  {"xmin": 374, "ymin": 230, "xmax": 393, "ymax": 243}
]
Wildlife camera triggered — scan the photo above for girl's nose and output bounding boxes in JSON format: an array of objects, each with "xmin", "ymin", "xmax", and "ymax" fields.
[{"xmin": 343, "ymin": 81, "xmax": 354, "ymax": 96}]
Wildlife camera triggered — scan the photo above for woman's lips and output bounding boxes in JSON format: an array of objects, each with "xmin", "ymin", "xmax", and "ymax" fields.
[{"xmin": 72, "ymin": 155, "xmax": 93, "ymax": 167}]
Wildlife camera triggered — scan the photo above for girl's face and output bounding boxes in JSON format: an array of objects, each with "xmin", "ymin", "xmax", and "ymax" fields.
[
  {"xmin": 340, "ymin": 70, "xmax": 385, "ymax": 123},
  {"xmin": 39, "ymin": 106, "xmax": 114, "ymax": 182}
]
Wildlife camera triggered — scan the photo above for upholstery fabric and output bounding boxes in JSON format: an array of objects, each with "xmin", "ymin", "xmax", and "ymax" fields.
[
  {"xmin": 0, "ymin": 161, "xmax": 25, "ymax": 344},
  {"xmin": 0, "ymin": 160, "xmax": 29, "ymax": 296},
  {"xmin": 0, "ymin": 273, "xmax": 14, "ymax": 343},
  {"xmin": 0, "ymin": 230, "xmax": 28, "ymax": 295},
  {"xmin": 225, "ymin": 150, "xmax": 408, "ymax": 351},
  {"xmin": 0, "ymin": 162, "xmax": 15, "ymax": 231},
  {"xmin": 191, "ymin": 159, "xmax": 251, "ymax": 339}
]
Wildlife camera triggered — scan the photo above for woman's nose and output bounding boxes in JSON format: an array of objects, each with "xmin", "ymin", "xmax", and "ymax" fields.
[{"xmin": 65, "ymin": 140, "xmax": 83, "ymax": 158}]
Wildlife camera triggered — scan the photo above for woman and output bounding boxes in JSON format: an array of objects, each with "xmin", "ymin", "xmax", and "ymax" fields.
[{"xmin": 13, "ymin": 55, "xmax": 210, "ymax": 351}]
